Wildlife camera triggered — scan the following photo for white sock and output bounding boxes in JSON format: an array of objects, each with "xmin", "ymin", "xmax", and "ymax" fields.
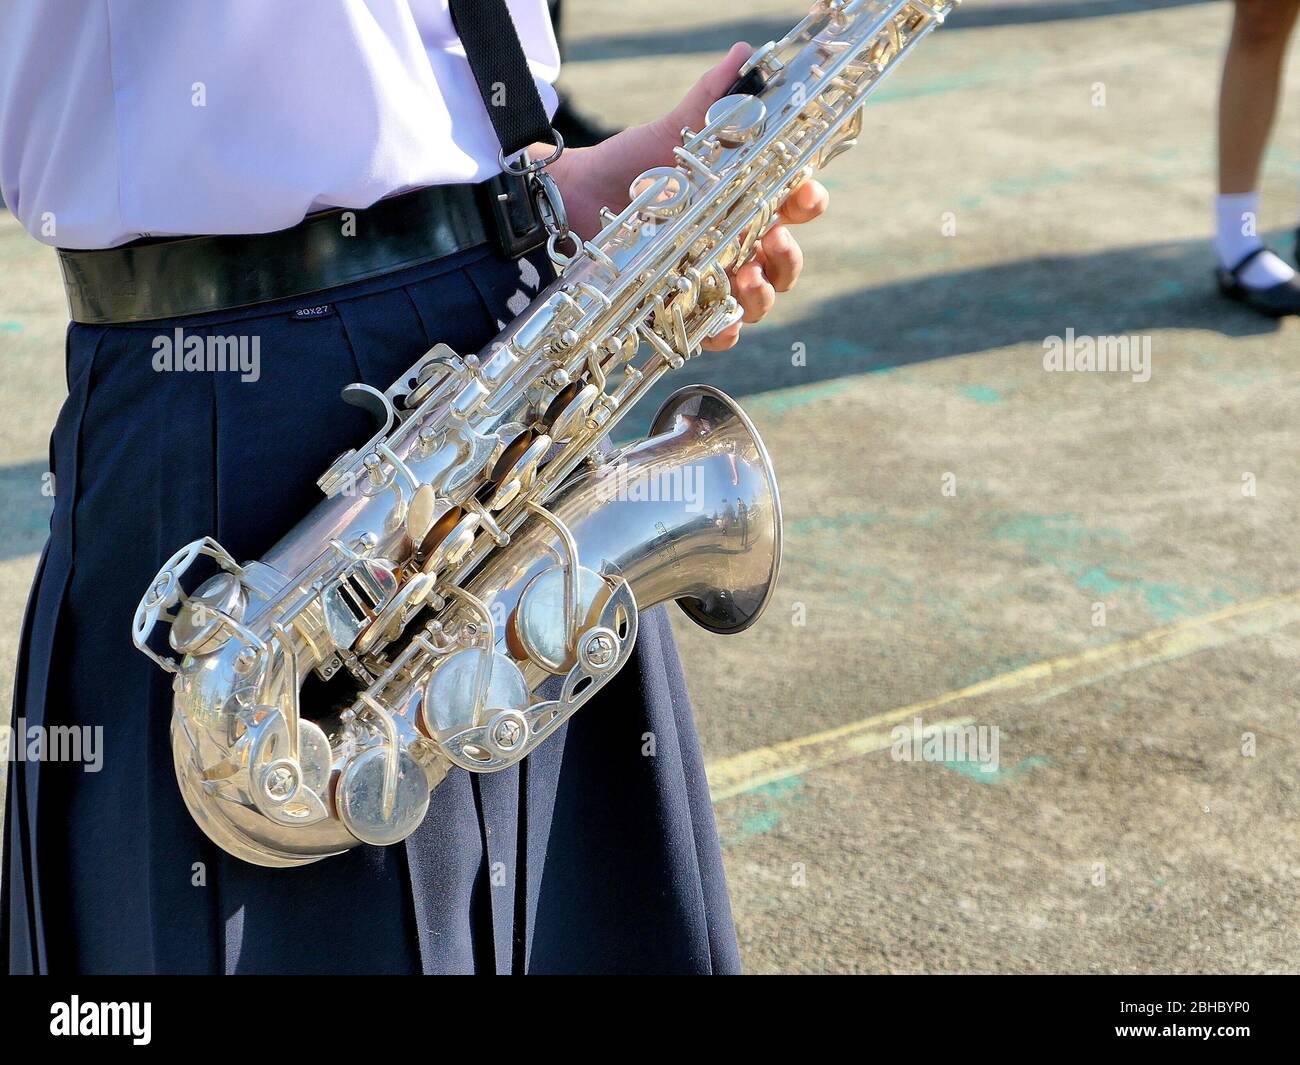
[{"xmin": 1214, "ymin": 192, "xmax": 1295, "ymax": 289}]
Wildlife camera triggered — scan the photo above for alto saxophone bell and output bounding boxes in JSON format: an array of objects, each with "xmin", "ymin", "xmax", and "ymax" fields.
[{"xmin": 647, "ymin": 385, "xmax": 783, "ymax": 635}]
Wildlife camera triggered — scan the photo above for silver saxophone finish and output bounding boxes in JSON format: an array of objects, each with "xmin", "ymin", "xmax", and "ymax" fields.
[{"xmin": 133, "ymin": 0, "xmax": 957, "ymax": 865}]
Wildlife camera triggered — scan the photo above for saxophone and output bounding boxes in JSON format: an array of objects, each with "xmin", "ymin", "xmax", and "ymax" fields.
[{"xmin": 132, "ymin": 0, "xmax": 957, "ymax": 866}]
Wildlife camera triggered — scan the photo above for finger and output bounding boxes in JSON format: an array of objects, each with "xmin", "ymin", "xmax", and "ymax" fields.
[
  {"xmin": 666, "ymin": 42, "xmax": 754, "ymax": 135},
  {"xmin": 702, "ymin": 322, "xmax": 742, "ymax": 351},
  {"xmin": 779, "ymin": 179, "xmax": 831, "ymax": 225},
  {"xmin": 731, "ymin": 258, "xmax": 776, "ymax": 324},
  {"xmin": 757, "ymin": 224, "xmax": 804, "ymax": 293}
]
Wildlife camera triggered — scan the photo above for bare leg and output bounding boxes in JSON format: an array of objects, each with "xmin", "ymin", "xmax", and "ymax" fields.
[
  {"xmin": 1218, "ymin": 0, "xmax": 1300, "ymax": 194},
  {"xmin": 1213, "ymin": 0, "xmax": 1300, "ymax": 307}
]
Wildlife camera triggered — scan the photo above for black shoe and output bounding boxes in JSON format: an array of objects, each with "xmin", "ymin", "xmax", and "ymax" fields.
[
  {"xmin": 1216, "ymin": 246, "xmax": 1300, "ymax": 317},
  {"xmin": 551, "ymin": 95, "xmax": 619, "ymax": 148}
]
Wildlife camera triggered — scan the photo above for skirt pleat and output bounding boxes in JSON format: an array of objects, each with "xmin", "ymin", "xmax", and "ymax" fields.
[{"xmin": 3, "ymin": 243, "xmax": 741, "ymax": 974}]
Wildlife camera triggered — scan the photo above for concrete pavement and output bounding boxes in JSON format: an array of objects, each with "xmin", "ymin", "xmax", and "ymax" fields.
[{"xmin": 1, "ymin": 0, "xmax": 1297, "ymax": 972}]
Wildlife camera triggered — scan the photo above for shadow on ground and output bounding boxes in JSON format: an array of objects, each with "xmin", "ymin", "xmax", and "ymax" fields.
[
  {"xmin": 0, "ymin": 460, "xmax": 51, "ymax": 562},
  {"xmin": 634, "ymin": 229, "xmax": 1289, "ymax": 419}
]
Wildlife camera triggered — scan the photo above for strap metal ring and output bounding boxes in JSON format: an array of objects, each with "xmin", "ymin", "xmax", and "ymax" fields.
[{"xmin": 499, "ymin": 130, "xmax": 566, "ymax": 176}]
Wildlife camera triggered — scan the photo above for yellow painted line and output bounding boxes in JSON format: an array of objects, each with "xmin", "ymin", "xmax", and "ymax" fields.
[{"xmin": 707, "ymin": 589, "xmax": 1300, "ymax": 802}]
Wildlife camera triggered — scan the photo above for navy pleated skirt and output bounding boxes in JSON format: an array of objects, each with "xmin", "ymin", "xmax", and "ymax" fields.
[{"xmin": 2, "ymin": 242, "xmax": 741, "ymax": 974}]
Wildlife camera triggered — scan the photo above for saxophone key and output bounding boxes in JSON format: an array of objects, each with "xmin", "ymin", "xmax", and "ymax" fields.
[
  {"xmin": 542, "ymin": 381, "xmax": 599, "ymax": 443},
  {"xmin": 404, "ymin": 483, "xmax": 438, "ymax": 546},
  {"xmin": 420, "ymin": 646, "xmax": 530, "ymax": 741},
  {"xmin": 336, "ymin": 745, "xmax": 431, "ymax": 847},
  {"xmin": 510, "ymin": 564, "xmax": 613, "ymax": 676},
  {"xmin": 167, "ymin": 571, "xmax": 247, "ymax": 656},
  {"xmin": 416, "ymin": 505, "xmax": 479, "ymax": 570},
  {"xmin": 480, "ymin": 430, "xmax": 553, "ymax": 511},
  {"xmin": 704, "ymin": 94, "xmax": 768, "ymax": 148}
]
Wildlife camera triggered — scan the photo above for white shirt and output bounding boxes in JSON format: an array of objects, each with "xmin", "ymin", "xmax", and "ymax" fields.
[{"xmin": 0, "ymin": 0, "xmax": 560, "ymax": 249}]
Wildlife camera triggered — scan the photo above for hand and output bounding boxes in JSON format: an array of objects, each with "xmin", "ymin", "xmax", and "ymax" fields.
[{"xmin": 540, "ymin": 43, "xmax": 830, "ymax": 352}]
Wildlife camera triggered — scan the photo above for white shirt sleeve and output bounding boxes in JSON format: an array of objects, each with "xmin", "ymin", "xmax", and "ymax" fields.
[{"xmin": 0, "ymin": 0, "xmax": 561, "ymax": 249}]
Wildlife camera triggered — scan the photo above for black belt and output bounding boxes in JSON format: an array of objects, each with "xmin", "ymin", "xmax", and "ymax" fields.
[{"xmin": 57, "ymin": 172, "xmax": 548, "ymax": 325}]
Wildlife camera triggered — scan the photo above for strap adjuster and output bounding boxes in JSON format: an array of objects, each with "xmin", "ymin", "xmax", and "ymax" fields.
[{"xmin": 477, "ymin": 171, "xmax": 549, "ymax": 259}]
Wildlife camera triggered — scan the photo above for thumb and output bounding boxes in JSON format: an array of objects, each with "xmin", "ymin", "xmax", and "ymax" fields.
[{"xmin": 661, "ymin": 42, "xmax": 754, "ymax": 139}]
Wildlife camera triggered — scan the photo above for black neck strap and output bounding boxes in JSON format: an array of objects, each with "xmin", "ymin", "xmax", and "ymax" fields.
[{"xmin": 449, "ymin": 0, "xmax": 555, "ymax": 162}]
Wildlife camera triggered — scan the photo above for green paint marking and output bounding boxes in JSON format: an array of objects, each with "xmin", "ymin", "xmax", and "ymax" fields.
[
  {"xmin": 823, "ymin": 337, "xmax": 874, "ymax": 360},
  {"xmin": 948, "ymin": 165, "xmax": 1084, "ymax": 212},
  {"xmin": 721, "ymin": 775, "xmax": 805, "ymax": 848},
  {"xmin": 991, "ymin": 513, "xmax": 1118, "ymax": 556},
  {"xmin": 876, "ymin": 73, "xmax": 976, "ymax": 104},
  {"xmin": 789, "ymin": 508, "xmax": 943, "ymax": 545},
  {"xmin": 874, "ymin": 58, "xmax": 1035, "ymax": 106},
  {"xmin": 941, "ymin": 755, "xmax": 1049, "ymax": 785},
  {"xmin": 0, "ymin": 322, "xmax": 22, "ymax": 333},
  {"xmin": 960, "ymin": 384, "xmax": 1003, "ymax": 405},
  {"xmin": 980, "ymin": 167, "xmax": 1080, "ymax": 200},
  {"xmin": 1072, "ymin": 566, "xmax": 1127, "ymax": 597},
  {"xmin": 735, "ymin": 810, "xmax": 781, "ymax": 840},
  {"xmin": 1213, "ymin": 369, "xmax": 1274, "ymax": 388},
  {"xmin": 991, "ymin": 513, "xmax": 1239, "ymax": 624},
  {"xmin": 751, "ymin": 777, "xmax": 803, "ymax": 800},
  {"xmin": 871, "ymin": 49, "xmax": 1043, "ymax": 105},
  {"xmin": 1075, "ymin": 566, "xmax": 1234, "ymax": 626},
  {"xmin": 745, "ymin": 379, "xmax": 853, "ymax": 418},
  {"xmin": 789, "ymin": 511, "xmax": 885, "ymax": 537}
]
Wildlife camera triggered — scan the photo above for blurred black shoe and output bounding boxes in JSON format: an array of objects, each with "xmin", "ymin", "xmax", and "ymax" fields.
[
  {"xmin": 1217, "ymin": 246, "xmax": 1300, "ymax": 318},
  {"xmin": 552, "ymin": 94, "xmax": 619, "ymax": 148}
]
